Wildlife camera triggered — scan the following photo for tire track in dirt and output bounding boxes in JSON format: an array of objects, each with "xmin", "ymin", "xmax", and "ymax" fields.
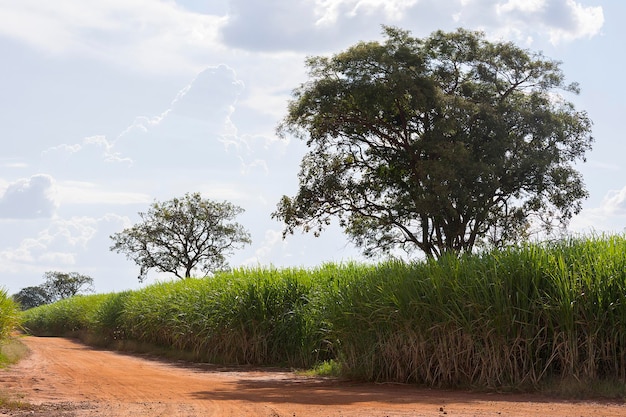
[{"xmin": 1, "ymin": 336, "xmax": 625, "ymax": 416}]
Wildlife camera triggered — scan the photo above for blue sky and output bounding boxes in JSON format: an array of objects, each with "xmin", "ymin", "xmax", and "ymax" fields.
[{"xmin": 0, "ymin": 0, "xmax": 621, "ymax": 295}]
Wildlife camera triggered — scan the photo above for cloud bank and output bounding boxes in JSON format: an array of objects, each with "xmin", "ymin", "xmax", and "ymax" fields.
[
  {"xmin": 220, "ymin": 0, "xmax": 604, "ymax": 52},
  {"xmin": 0, "ymin": 174, "xmax": 58, "ymax": 219},
  {"xmin": 0, "ymin": 1, "xmax": 604, "ymax": 75}
]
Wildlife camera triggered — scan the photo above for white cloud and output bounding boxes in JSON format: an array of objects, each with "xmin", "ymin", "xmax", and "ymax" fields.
[
  {"xmin": 243, "ymin": 228, "xmax": 288, "ymax": 265},
  {"xmin": 169, "ymin": 65, "xmax": 245, "ymax": 122},
  {"xmin": 0, "ymin": 0, "xmax": 605, "ymax": 79},
  {"xmin": 0, "ymin": 174, "xmax": 58, "ymax": 219},
  {"xmin": 492, "ymin": 0, "xmax": 604, "ymax": 45},
  {"xmin": 0, "ymin": 236, "xmax": 44, "ymax": 264},
  {"xmin": 220, "ymin": 0, "xmax": 604, "ymax": 54},
  {"xmin": 38, "ymin": 217, "xmax": 99, "ymax": 248},
  {"xmin": 497, "ymin": 0, "xmax": 546, "ymax": 14},
  {"xmin": 0, "ymin": 213, "xmax": 131, "ymax": 274},
  {"xmin": 603, "ymin": 187, "xmax": 626, "ymax": 216},
  {"xmin": 32, "ymin": 63, "xmax": 284, "ymax": 211},
  {"xmin": 220, "ymin": 0, "xmax": 401, "ymax": 52},
  {"xmin": 0, "ymin": 0, "xmax": 225, "ymax": 74},
  {"xmin": 0, "ymin": 0, "xmax": 604, "ymax": 140},
  {"xmin": 41, "ymin": 135, "xmax": 126, "ymax": 174},
  {"xmin": 570, "ymin": 186, "xmax": 626, "ymax": 233},
  {"xmin": 0, "ymin": 222, "xmax": 85, "ymax": 270},
  {"xmin": 111, "ymin": 65, "xmax": 247, "ymax": 170},
  {"xmin": 35, "ymin": 64, "xmax": 262, "ymax": 190},
  {"xmin": 546, "ymin": 0, "xmax": 604, "ymax": 44},
  {"xmin": 313, "ymin": 0, "xmax": 419, "ymax": 25}
]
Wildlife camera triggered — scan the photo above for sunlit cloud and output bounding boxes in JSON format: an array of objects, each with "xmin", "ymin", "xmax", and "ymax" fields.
[
  {"xmin": 493, "ymin": 0, "xmax": 603, "ymax": 45},
  {"xmin": 242, "ymin": 228, "xmax": 289, "ymax": 266},
  {"xmin": 0, "ymin": 214, "xmax": 131, "ymax": 275},
  {"xmin": 570, "ymin": 186, "xmax": 626, "ymax": 233},
  {"xmin": 0, "ymin": 0, "xmax": 225, "ymax": 74}
]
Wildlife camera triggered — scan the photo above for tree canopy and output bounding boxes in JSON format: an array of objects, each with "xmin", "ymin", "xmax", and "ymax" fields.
[
  {"xmin": 110, "ymin": 193, "xmax": 251, "ymax": 281},
  {"xmin": 43, "ymin": 271, "xmax": 94, "ymax": 300},
  {"xmin": 13, "ymin": 271, "xmax": 94, "ymax": 309},
  {"xmin": 13, "ymin": 286, "xmax": 51, "ymax": 310},
  {"xmin": 273, "ymin": 27, "xmax": 593, "ymax": 258}
]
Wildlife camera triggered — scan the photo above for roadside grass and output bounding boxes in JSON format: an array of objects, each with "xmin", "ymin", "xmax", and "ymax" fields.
[
  {"xmin": 21, "ymin": 293, "xmax": 112, "ymax": 337},
  {"xmin": 539, "ymin": 376, "xmax": 626, "ymax": 400},
  {"xmin": 0, "ymin": 394, "xmax": 33, "ymax": 413},
  {"xmin": 298, "ymin": 359, "xmax": 343, "ymax": 378},
  {"xmin": 328, "ymin": 234, "xmax": 626, "ymax": 392},
  {"xmin": 22, "ymin": 263, "xmax": 370, "ymax": 368},
  {"xmin": 0, "ymin": 337, "xmax": 33, "ymax": 413},
  {"xmin": 0, "ymin": 337, "xmax": 30, "ymax": 368},
  {"xmin": 0, "ymin": 286, "xmax": 25, "ymax": 408},
  {"xmin": 0, "ymin": 288, "xmax": 20, "ymax": 341},
  {"xmin": 20, "ymin": 234, "xmax": 626, "ymax": 397}
]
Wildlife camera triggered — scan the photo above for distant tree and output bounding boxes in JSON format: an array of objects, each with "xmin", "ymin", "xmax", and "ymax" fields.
[
  {"xmin": 13, "ymin": 272, "xmax": 94, "ymax": 310},
  {"xmin": 273, "ymin": 27, "xmax": 593, "ymax": 259},
  {"xmin": 43, "ymin": 271, "xmax": 95, "ymax": 301},
  {"xmin": 13, "ymin": 286, "xmax": 51, "ymax": 310},
  {"xmin": 110, "ymin": 193, "xmax": 251, "ymax": 281}
]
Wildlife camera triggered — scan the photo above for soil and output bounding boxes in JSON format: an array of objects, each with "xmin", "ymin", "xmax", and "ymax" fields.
[{"xmin": 1, "ymin": 336, "xmax": 625, "ymax": 416}]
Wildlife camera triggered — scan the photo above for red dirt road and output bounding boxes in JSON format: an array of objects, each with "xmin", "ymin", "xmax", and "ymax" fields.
[{"xmin": 1, "ymin": 336, "xmax": 625, "ymax": 416}]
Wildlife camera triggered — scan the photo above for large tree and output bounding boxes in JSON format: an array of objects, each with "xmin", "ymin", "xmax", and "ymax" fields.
[
  {"xmin": 273, "ymin": 27, "xmax": 593, "ymax": 259},
  {"xmin": 110, "ymin": 193, "xmax": 251, "ymax": 281}
]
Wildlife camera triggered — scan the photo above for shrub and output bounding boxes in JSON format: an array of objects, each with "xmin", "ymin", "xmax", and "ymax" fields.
[{"xmin": 0, "ymin": 288, "xmax": 20, "ymax": 340}]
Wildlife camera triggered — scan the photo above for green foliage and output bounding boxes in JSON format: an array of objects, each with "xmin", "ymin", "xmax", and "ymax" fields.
[
  {"xmin": 42, "ymin": 271, "xmax": 94, "ymax": 300},
  {"xmin": 328, "ymin": 234, "xmax": 626, "ymax": 388},
  {"xmin": 13, "ymin": 272, "xmax": 94, "ymax": 310},
  {"xmin": 110, "ymin": 192, "xmax": 252, "ymax": 281},
  {"xmin": 0, "ymin": 289, "xmax": 20, "ymax": 341},
  {"xmin": 93, "ymin": 291, "xmax": 132, "ymax": 339},
  {"xmin": 12, "ymin": 286, "xmax": 51, "ymax": 310},
  {"xmin": 301, "ymin": 359, "xmax": 343, "ymax": 377},
  {"xmin": 274, "ymin": 26, "xmax": 593, "ymax": 259},
  {"xmin": 116, "ymin": 264, "xmax": 361, "ymax": 366},
  {"xmin": 0, "ymin": 338, "xmax": 29, "ymax": 368},
  {"xmin": 22, "ymin": 294, "xmax": 111, "ymax": 336},
  {"xmin": 21, "ymin": 235, "xmax": 626, "ymax": 390},
  {"xmin": 22, "ymin": 264, "xmax": 369, "ymax": 367}
]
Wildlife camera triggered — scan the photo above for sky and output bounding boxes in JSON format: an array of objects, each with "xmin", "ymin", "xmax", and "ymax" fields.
[{"xmin": 0, "ymin": 0, "xmax": 623, "ymax": 295}]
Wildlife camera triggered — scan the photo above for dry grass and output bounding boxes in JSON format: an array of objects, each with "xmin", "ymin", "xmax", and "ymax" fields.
[
  {"xmin": 0, "ymin": 336, "xmax": 30, "ymax": 367},
  {"xmin": 0, "ymin": 337, "xmax": 33, "ymax": 413}
]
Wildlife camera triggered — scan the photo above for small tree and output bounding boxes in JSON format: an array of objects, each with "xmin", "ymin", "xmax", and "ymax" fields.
[
  {"xmin": 43, "ymin": 271, "xmax": 95, "ymax": 301},
  {"xmin": 273, "ymin": 27, "xmax": 593, "ymax": 259},
  {"xmin": 110, "ymin": 192, "xmax": 251, "ymax": 281},
  {"xmin": 13, "ymin": 286, "xmax": 51, "ymax": 310}
]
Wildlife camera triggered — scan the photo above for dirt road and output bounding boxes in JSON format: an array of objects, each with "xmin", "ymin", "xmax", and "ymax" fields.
[{"xmin": 1, "ymin": 337, "xmax": 625, "ymax": 416}]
